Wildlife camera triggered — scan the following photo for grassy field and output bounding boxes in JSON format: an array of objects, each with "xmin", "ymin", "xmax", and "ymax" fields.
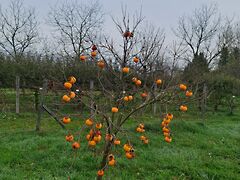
[{"xmin": 0, "ymin": 108, "xmax": 239, "ymax": 180}]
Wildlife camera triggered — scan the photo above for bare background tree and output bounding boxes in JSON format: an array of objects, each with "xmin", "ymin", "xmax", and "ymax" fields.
[
  {"xmin": 174, "ymin": 4, "xmax": 221, "ymax": 66},
  {"xmin": 49, "ymin": 0, "xmax": 104, "ymax": 58},
  {"xmin": 0, "ymin": 0, "xmax": 38, "ymax": 61}
]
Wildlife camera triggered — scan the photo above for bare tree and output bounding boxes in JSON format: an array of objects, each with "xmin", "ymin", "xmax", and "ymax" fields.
[
  {"xmin": 48, "ymin": 0, "xmax": 104, "ymax": 57},
  {"xmin": 0, "ymin": 0, "xmax": 38, "ymax": 61},
  {"xmin": 166, "ymin": 40, "xmax": 187, "ymax": 81},
  {"xmin": 174, "ymin": 4, "xmax": 221, "ymax": 66},
  {"xmin": 138, "ymin": 23, "xmax": 165, "ymax": 73},
  {"xmin": 220, "ymin": 19, "xmax": 240, "ymax": 49}
]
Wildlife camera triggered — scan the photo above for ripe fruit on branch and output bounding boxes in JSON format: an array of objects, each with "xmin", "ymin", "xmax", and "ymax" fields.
[
  {"xmin": 123, "ymin": 96, "xmax": 129, "ymax": 102},
  {"xmin": 62, "ymin": 95, "xmax": 70, "ymax": 102},
  {"xmin": 140, "ymin": 136, "xmax": 146, "ymax": 141},
  {"xmin": 123, "ymin": 143, "xmax": 132, "ymax": 152},
  {"xmin": 135, "ymin": 80, "xmax": 142, "ymax": 86},
  {"xmin": 65, "ymin": 135, "xmax": 74, "ymax": 142},
  {"xmin": 80, "ymin": 55, "xmax": 86, "ymax": 61},
  {"xmin": 62, "ymin": 117, "xmax": 71, "ymax": 124},
  {"xmin": 114, "ymin": 139, "xmax": 121, "ymax": 145},
  {"xmin": 86, "ymin": 134, "xmax": 91, "ymax": 141},
  {"xmin": 139, "ymin": 123, "xmax": 144, "ymax": 129},
  {"xmin": 68, "ymin": 76, "xmax": 76, "ymax": 84},
  {"xmin": 132, "ymin": 77, "xmax": 138, "ymax": 83},
  {"xmin": 92, "ymin": 44, "xmax": 97, "ymax": 51},
  {"xmin": 123, "ymin": 31, "xmax": 131, "ymax": 38},
  {"xmin": 64, "ymin": 82, "xmax": 72, "ymax": 89},
  {"xmin": 108, "ymin": 154, "xmax": 115, "ymax": 161},
  {"xmin": 162, "ymin": 127, "xmax": 170, "ymax": 133},
  {"xmin": 126, "ymin": 152, "xmax": 135, "ymax": 159},
  {"xmin": 128, "ymin": 95, "xmax": 133, "ymax": 101},
  {"xmin": 85, "ymin": 118, "xmax": 93, "ymax": 126},
  {"xmin": 105, "ymin": 134, "xmax": 113, "ymax": 141},
  {"xmin": 89, "ymin": 129, "xmax": 94, "ymax": 136},
  {"xmin": 111, "ymin": 107, "xmax": 119, "ymax": 113},
  {"xmin": 133, "ymin": 57, "xmax": 139, "ymax": 63},
  {"xmin": 156, "ymin": 79, "xmax": 162, "ymax": 85},
  {"xmin": 69, "ymin": 91, "xmax": 76, "ymax": 99},
  {"xmin": 179, "ymin": 84, "xmax": 187, "ymax": 91},
  {"xmin": 163, "ymin": 132, "xmax": 170, "ymax": 137},
  {"xmin": 97, "ymin": 60, "xmax": 105, "ymax": 69},
  {"xmin": 122, "ymin": 67, "xmax": 130, "ymax": 73},
  {"xmin": 95, "ymin": 123, "xmax": 102, "ymax": 129},
  {"xmin": 136, "ymin": 127, "xmax": 145, "ymax": 132},
  {"xmin": 166, "ymin": 113, "xmax": 173, "ymax": 120},
  {"xmin": 141, "ymin": 92, "xmax": 148, "ymax": 98},
  {"xmin": 91, "ymin": 51, "xmax": 97, "ymax": 57},
  {"xmin": 108, "ymin": 159, "xmax": 116, "ymax": 166},
  {"xmin": 143, "ymin": 138, "xmax": 149, "ymax": 144},
  {"xmin": 186, "ymin": 90, "xmax": 193, "ymax": 97},
  {"xmin": 180, "ymin": 105, "xmax": 188, "ymax": 112},
  {"xmin": 95, "ymin": 130, "xmax": 101, "ymax": 136},
  {"xmin": 93, "ymin": 135, "xmax": 101, "ymax": 142},
  {"xmin": 88, "ymin": 140, "xmax": 96, "ymax": 147},
  {"xmin": 165, "ymin": 136, "xmax": 172, "ymax": 143},
  {"xmin": 97, "ymin": 170, "xmax": 104, "ymax": 177},
  {"xmin": 136, "ymin": 123, "xmax": 145, "ymax": 132}
]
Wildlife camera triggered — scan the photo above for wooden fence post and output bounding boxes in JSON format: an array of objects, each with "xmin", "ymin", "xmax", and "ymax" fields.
[
  {"xmin": 16, "ymin": 75, "xmax": 20, "ymax": 114},
  {"xmin": 35, "ymin": 88, "xmax": 43, "ymax": 131}
]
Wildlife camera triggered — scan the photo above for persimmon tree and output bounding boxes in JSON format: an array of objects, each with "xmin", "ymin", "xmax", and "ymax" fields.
[{"xmin": 60, "ymin": 10, "xmax": 193, "ymax": 179}]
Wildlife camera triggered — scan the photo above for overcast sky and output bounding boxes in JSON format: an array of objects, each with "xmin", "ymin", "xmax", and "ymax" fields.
[{"xmin": 1, "ymin": 0, "xmax": 240, "ymax": 44}]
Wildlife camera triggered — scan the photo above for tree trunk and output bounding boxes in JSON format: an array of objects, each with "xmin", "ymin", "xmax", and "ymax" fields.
[{"xmin": 97, "ymin": 140, "xmax": 112, "ymax": 180}]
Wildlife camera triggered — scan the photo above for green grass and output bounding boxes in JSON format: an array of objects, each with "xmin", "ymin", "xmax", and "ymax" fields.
[{"xmin": 0, "ymin": 110, "xmax": 239, "ymax": 180}]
